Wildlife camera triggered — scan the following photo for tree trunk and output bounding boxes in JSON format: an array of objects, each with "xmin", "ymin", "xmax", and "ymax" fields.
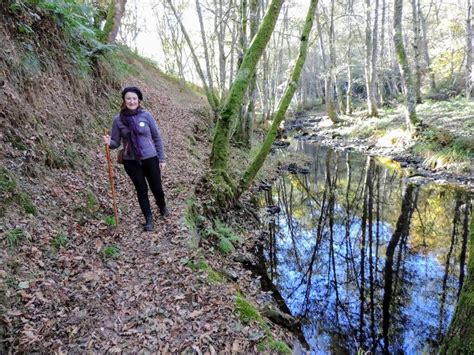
[
  {"xmin": 419, "ymin": 2, "xmax": 436, "ymax": 91},
  {"xmin": 236, "ymin": 0, "xmax": 259, "ymax": 148},
  {"xmin": 228, "ymin": 5, "xmax": 238, "ymax": 90},
  {"xmin": 216, "ymin": 0, "xmax": 227, "ymax": 99},
  {"xmin": 196, "ymin": 0, "xmax": 217, "ymax": 102},
  {"xmin": 393, "ymin": 0, "xmax": 421, "ymax": 134},
  {"xmin": 329, "ymin": 0, "xmax": 340, "ymax": 116},
  {"xmin": 411, "ymin": 0, "xmax": 423, "ymax": 103},
  {"xmin": 345, "ymin": 0, "xmax": 354, "ymax": 115},
  {"xmin": 365, "ymin": 0, "xmax": 379, "ymax": 117},
  {"xmin": 378, "ymin": 0, "xmax": 386, "ymax": 105},
  {"xmin": 101, "ymin": 0, "xmax": 127, "ymax": 44},
  {"xmin": 210, "ymin": 0, "xmax": 285, "ymax": 174},
  {"xmin": 466, "ymin": 0, "xmax": 473, "ymax": 98},
  {"xmin": 242, "ymin": 0, "xmax": 260, "ymax": 147},
  {"xmin": 238, "ymin": 0, "xmax": 248, "ymax": 70},
  {"xmin": 237, "ymin": 0, "xmax": 318, "ymax": 197},
  {"xmin": 316, "ymin": 9, "xmax": 337, "ymax": 123},
  {"xmin": 165, "ymin": 0, "xmax": 220, "ymax": 114}
]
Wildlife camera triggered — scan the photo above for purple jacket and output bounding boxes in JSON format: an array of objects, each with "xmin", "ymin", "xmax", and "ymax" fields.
[{"xmin": 109, "ymin": 110, "xmax": 166, "ymax": 162}]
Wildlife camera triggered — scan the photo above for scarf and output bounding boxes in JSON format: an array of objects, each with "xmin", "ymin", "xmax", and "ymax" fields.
[{"xmin": 120, "ymin": 107, "xmax": 145, "ymax": 161}]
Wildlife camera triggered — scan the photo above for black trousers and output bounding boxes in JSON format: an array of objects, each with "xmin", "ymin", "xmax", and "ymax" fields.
[{"xmin": 123, "ymin": 157, "xmax": 166, "ymax": 218}]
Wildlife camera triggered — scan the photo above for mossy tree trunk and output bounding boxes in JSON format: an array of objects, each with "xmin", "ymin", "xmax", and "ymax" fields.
[
  {"xmin": 210, "ymin": 0, "xmax": 284, "ymax": 173},
  {"xmin": 236, "ymin": 0, "xmax": 318, "ymax": 198},
  {"xmin": 440, "ymin": 199, "xmax": 473, "ymax": 354},
  {"xmin": 393, "ymin": 0, "xmax": 422, "ymax": 134},
  {"xmin": 101, "ymin": 0, "xmax": 127, "ymax": 44}
]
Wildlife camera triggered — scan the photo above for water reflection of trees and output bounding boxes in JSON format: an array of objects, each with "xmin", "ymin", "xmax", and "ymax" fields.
[{"xmin": 263, "ymin": 144, "xmax": 472, "ymax": 353}]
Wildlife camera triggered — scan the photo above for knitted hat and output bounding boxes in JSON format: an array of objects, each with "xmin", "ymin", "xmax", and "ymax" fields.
[{"xmin": 121, "ymin": 86, "xmax": 143, "ymax": 101}]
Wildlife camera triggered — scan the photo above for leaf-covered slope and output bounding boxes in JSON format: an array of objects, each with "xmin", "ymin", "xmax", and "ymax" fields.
[{"xmin": 1, "ymin": 2, "xmax": 296, "ymax": 352}]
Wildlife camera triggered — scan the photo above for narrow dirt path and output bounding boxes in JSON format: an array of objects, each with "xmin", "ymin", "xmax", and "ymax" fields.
[{"xmin": 3, "ymin": 74, "xmax": 286, "ymax": 352}]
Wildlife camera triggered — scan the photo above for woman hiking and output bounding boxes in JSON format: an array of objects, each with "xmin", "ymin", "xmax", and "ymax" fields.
[{"xmin": 103, "ymin": 86, "xmax": 169, "ymax": 231}]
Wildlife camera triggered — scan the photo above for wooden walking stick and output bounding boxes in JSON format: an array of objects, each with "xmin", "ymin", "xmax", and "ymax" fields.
[{"xmin": 104, "ymin": 129, "xmax": 119, "ymax": 229}]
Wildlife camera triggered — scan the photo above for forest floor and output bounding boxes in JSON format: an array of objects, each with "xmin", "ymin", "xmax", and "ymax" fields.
[
  {"xmin": 285, "ymin": 100, "xmax": 474, "ymax": 192},
  {"xmin": 1, "ymin": 62, "xmax": 294, "ymax": 352}
]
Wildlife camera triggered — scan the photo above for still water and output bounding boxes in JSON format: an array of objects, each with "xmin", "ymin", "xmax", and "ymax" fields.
[{"xmin": 260, "ymin": 141, "xmax": 472, "ymax": 354}]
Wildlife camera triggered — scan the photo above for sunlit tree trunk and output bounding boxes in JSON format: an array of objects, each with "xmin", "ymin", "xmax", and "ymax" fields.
[
  {"xmin": 365, "ymin": 0, "xmax": 379, "ymax": 116},
  {"xmin": 378, "ymin": 0, "xmax": 386, "ymax": 105},
  {"xmin": 237, "ymin": 0, "xmax": 318, "ymax": 197},
  {"xmin": 345, "ymin": 0, "xmax": 354, "ymax": 115},
  {"xmin": 328, "ymin": 0, "xmax": 340, "ymax": 119},
  {"xmin": 393, "ymin": 0, "xmax": 421, "ymax": 134}
]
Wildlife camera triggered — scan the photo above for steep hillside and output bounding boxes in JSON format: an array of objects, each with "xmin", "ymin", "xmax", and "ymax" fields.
[{"xmin": 0, "ymin": 2, "xmax": 297, "ymax": 352}]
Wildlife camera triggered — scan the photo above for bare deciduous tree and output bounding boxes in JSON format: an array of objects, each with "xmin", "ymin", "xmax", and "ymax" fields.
[{"xmin": 393, "ymin": 0, "xmax": 421, "ymax": 133}]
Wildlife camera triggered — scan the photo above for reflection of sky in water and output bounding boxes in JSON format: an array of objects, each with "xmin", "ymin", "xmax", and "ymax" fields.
[{"xmin": 263, "ymin": 142, "xmax": 469, "ymax": 354}]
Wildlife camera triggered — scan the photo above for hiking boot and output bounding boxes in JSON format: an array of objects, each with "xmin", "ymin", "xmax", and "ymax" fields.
[
  {"xmin": 143, "ymin": 215, "xmax": 154, "ymax": 231},
  {"xmin": 160, "ymin": 207, "xmax": 170, "ymax": 218}
]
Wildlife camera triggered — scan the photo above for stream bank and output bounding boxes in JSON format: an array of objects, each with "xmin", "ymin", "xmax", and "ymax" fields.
[
  {"xmin": 283, "ymin": 109, "xmax": 474, "ymax": 192},
  {"xmin": 245, "ymin": 128, "xmax": 473, "ymax": 353}
]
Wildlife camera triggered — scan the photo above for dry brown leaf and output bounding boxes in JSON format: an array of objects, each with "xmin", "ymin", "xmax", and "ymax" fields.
[
  {"xmin": 82, "ymin": 271, "xmax": 100, "ymax": 282},
  {"xmin": 188, "ymin": 309, "xmax": 204, "ymax": 319},
  {"xmin": 232, "ymin": 340, "xmax": 240, "ymax": 352}
]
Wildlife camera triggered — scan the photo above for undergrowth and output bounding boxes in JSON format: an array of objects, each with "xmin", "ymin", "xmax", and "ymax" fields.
[
  {"xmin": 204, "ymin": 219, "xmax": 243, "ymax": 254},
  {"xmin": 185, "ymin": 258, "xmax": 223, "ymax": 284},
  {"xmin": 50, "ymin": 232, "xmax": 68, "ymax": 250},
  {"xmin": 5, "ymin": 228, "xmax": 26, "ymax": 248},
  {"xmin": 413, "ymin": 127, "xmax": 474, "ymax": 171},
  {"xmin": 234, "ymin": 293, "xmax": 291, "ymax": 354},
  {"xmin": 0, "ymin": 167, "xmax": 37, "ymax": 217},
  {"xmin": 102, "ymin": 245, "xmax": 120, "ymax": 259},
  {"xmin": 8, "ymin": 0, "xmax": 114, "ymax": 76}
]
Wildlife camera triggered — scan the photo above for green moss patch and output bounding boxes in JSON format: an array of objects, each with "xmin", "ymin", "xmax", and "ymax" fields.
[{"xmin": 185, "ymin": 258, "xmax": 223, "ymax": 284}]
